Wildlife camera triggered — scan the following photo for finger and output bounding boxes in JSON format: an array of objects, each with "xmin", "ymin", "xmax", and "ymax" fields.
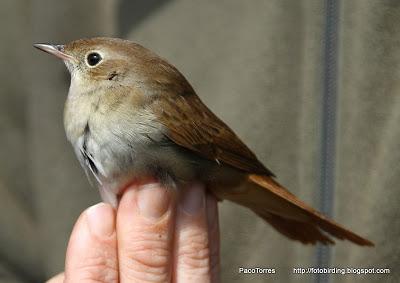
[
  {"xmin": 64, "ymin": 203, "xmax": 118, "ymax": 283},
  {"xmin": 117, "ymin": 182, "xmax": 176, "ymax": 282},
  {"xmin": 46, "ymin": 272, "xmax": 64, "ymax": 283},
  {"xmin": 206, "ymin": 193, "xmax": 220, "ymax": 283},
  {"xmin": 173, "ymin": 183, "xmax": 212, "ymax": 282}
]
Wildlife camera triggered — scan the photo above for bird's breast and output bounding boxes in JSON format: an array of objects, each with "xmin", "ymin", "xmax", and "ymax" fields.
[
  {"xmin": 64, "ymin": 89, "xmax": 182, "ymax": 191},
  {"xmin": 64, "ymin": 84, "xmax": 216, "ymax": 195}
]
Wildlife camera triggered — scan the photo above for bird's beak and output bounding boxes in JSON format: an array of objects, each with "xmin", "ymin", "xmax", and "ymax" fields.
[{"xmin": 33, "ymin": 43, "xmax": 73, "ymax": 61}]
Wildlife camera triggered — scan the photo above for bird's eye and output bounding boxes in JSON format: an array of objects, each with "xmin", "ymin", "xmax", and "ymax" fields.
[{"xmin": 86, "ymin": 52, "xmax": 102, "ymax": 66}]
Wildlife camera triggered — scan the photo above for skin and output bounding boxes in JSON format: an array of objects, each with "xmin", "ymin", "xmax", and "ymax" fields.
[{"xmin": 46, "ymin": 182, "xmax": 220, "ymax": 283}]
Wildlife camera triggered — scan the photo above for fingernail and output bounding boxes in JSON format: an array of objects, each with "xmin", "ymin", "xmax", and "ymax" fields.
[
  {"xmin": 86, "ymin": 203, "xmax": 115, "ymax": 237},
  {"xmin": 137, "ymin": 183, "xmax": 170, "ymax": 219},
  {"xmin": 181, "ymin": 183, "xmax": 205, "ymax": 216}
]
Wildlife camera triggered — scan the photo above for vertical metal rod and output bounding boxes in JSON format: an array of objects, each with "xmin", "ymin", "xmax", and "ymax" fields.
[{"xmin": 316, "ymin": 0, "xmax": 340, "ymax": 283}]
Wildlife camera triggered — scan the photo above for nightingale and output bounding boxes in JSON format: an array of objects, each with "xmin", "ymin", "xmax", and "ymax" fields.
[{"xmin": 34, "ymin": 37, "xmax": 373, "ymax": 246}]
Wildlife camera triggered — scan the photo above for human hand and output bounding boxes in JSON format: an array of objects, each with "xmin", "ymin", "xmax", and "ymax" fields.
[{"xmin": 46, "ymin": 182, "xmax": 220, "ymax": 283}]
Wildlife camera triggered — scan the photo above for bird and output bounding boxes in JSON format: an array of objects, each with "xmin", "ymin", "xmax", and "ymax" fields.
[{"xmin": 34, "ymin": 37, "xmax": 373, "ymax": 246}]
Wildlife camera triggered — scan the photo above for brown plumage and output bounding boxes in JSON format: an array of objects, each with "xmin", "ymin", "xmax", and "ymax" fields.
[
  {"xmin": 150, "ymin": 75, "xmax": 372, "ymax": 246},
  {"xmin": 34, "ymin": 37, "xmax": 374, "ymax": 246},
  {"xmin": 154, "ymin": 92, "xmax": 273, "ymax": 175}
]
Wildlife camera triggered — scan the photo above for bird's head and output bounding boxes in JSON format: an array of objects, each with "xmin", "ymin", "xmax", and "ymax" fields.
[{"xmin": 34, "ymin": 37, "xmax": 184, "ymax": 93}]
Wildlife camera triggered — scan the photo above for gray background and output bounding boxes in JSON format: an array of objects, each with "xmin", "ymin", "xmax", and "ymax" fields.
[{"xmin": 0, "ymin": 0, "xmax": 399, "ymax": 282}]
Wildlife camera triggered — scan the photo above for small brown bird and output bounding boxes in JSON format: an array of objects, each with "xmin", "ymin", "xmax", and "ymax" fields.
[{"xmin": 34, "ymin": 37, "xmax": 373, "ymax": 246}]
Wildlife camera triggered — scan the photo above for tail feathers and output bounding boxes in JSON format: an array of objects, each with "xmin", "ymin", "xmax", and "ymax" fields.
[
  {"xmin": 258, "ymin": 212, "xmax": 334, "ymax": 245},
  {"xmin": 244, "ymin": 174, "xmax": 374, "ymax": 246},
  {"xmin": 310, "ymin": 211, "xmax": 373, "ymax": 245}
]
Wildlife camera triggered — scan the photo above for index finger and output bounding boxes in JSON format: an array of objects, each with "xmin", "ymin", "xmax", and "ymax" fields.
[{"xmin": 117, "ymin": 183, "xmax": 176, "ymax": 282}]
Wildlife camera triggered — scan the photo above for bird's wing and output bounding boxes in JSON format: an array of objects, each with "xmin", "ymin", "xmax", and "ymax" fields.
[
  {"xmin": 150, "ymin": 89, "xmax": 374, "ymax": 246},
  {"xmin": 153, "ymin": 92, "xmax": 274, "ymax": 176}
]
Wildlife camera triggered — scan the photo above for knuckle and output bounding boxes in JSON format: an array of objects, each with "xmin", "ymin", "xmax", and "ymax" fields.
[
  {"xmin": 72, "ymin": 253, "xmax": 118, "ymax": 283},
  {"xmin": 120, "ymin": 235, "xmax": 171, "ymax": 282},
  {"xmin": 178, "ymin": 231, "xmax": 211, "ymax": 271}
]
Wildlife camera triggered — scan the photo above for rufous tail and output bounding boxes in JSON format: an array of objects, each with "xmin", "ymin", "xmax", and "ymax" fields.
[{"xmin": 223, "ymin": 174, "xmax": 374, "ymax": 246}]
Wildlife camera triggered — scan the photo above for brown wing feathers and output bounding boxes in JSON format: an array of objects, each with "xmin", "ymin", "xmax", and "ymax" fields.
[
  {"xmin": 154, "ymin": 90, "xmax": 373, "ymax": 246},
  {"xmin": 156, "ymin": 93, "xmax": 274, "ymax": 175}
]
